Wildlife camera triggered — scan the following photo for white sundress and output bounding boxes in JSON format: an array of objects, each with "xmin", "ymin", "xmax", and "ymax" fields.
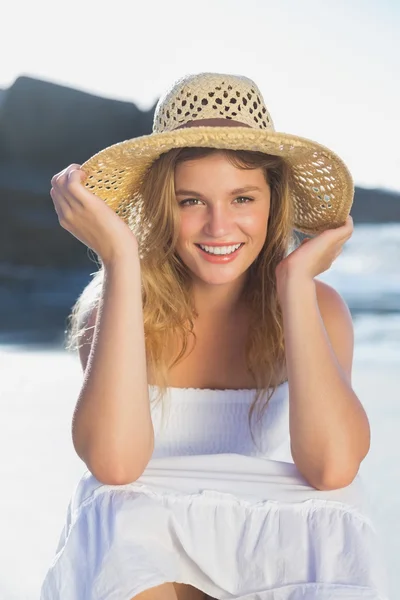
[{"xmin": 40, "ymin": 382, "xmax": 389, "ymax": 599}]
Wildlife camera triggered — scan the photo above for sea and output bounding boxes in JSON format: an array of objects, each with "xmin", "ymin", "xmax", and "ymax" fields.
[{"xmin": 0, "ymin": 222, "xmax": 399, "ymax": 599}]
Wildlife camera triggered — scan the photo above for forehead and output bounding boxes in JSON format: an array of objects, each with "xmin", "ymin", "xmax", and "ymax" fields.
[{"xmin": 175, "ymin": 152, "xmax": 268, "ymax": 183}]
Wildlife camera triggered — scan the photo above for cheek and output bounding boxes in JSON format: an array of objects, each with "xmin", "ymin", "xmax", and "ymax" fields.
[
  {"xmin": 242, "ymin": 209, "xmax": 269, "ymax": 236},
  {"xmin": 178, "ymin": 214, "xmax": 192, "ymax": 233},
  {"xmin": 176, "ymin": 214, "xmax": 197, "ymax": 248}
]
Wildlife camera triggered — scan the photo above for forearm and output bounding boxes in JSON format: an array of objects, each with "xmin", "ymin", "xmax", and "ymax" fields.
[
  {"xmin": 277, "ymin": 272, "xmax": 370, "ymax": 490},
  {"xmin": 72, "ymin": 250, "xmax": 154, "ymax": 484}
]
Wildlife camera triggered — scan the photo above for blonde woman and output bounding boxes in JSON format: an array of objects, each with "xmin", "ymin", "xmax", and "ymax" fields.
[{"xmin": 40, "ymin": 73, "xmax": 387, "ymax": 599}]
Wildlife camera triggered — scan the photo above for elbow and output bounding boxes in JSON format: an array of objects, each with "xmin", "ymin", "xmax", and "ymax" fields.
[
  {"xmin": 82, "ymin": 443, "xmax": 155, "ymax": 486},
  {"xmin": 312, "ymin": 464, "xmax": 360, "ymax": 491},
  {"xmin": 92, "ymin": 469, "xmax": 142, "ymax": 486},
  {"xmin": 313, "ymin": 448, "xmax": 369, "ymax": 491},
  {"xmin": 291, "ymin": 442, "xmax": 366, "ymax": 491},
  {"xmin": 89, "ymin": 458, "xmax": 152, "ymax": 486}
]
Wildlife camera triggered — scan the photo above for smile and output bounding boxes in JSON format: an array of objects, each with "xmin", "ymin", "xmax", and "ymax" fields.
[{"xmin": 195, "ymin": 243, "xmax": 245, "ymax": 263}]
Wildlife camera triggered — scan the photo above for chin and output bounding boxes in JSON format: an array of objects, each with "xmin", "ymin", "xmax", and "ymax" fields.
[{"xmin": 194, "ymin": 267, "xmax": 246, "ymax": 283}]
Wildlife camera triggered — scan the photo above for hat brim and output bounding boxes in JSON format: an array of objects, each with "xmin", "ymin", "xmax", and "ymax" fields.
[{"xmin": 81, "ymin": 126, "xmax": 354, "ymax": 235}]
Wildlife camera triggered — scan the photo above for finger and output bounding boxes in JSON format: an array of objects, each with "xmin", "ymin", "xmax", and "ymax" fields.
[
  {"xmin": 50, "ymin": 187, "xmax": 72, "ymax": 222},
  {"xmin": 54, "ymin": 166, "xmax": 103, "ymax": 213},
  {"xmin": 326, "ymin": 218, "xmax": 353, "ymax": 241},
  {"xmin": 67, "ymin": 168, "xmax": 87, "ymax": 185},
  {"xmin": 342, "ymin": 215, "xmax": 353, "ymax": 232},
  {"xmin": 333, "ymin": 248, "xmax": 343, "ymax": 261},
  {"xmin": 59, "ymin": 168, "xmax": 90, "ymax": 207},
  {"xmin": 51, "ymin": 164, "xmax": 82, "ymax": 188},
  {"xmin": 50, "ymin": 186, "xmax": 72, "ymax": 211},
  {"xmin": 342, "ymin": 218, "xmax": 354, "ymax": 241}
]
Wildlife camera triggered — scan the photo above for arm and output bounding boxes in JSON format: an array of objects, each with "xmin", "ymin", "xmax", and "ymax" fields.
[
  {"xmin": 277, "ymin": 273, "xmax": 370, "ymax": 490},
  {"xmin": 72, "ymin": 249, "xmax": 154, "ymax": 485}
]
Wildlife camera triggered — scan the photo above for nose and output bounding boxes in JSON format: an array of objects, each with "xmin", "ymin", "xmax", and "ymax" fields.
[{"xmin": 202, "ymin": 203, "xmax": 238, "ymax": 238}]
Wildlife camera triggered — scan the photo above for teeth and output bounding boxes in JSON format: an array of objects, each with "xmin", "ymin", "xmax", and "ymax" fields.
[{"xmin": 199, "ymin": 243, "xmax": 242, "ymax": 255}]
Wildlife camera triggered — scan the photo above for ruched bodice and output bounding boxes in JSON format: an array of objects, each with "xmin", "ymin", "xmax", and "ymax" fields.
[{"xmin": 148, "ymin": 382, "xmax": 292, "ymax": 462}]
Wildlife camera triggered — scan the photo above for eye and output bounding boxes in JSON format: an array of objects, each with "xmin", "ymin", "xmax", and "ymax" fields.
[
  {"xmin": 179, "ymin": 196, "xmax": 254, "ymax": 206},
  {"xmin": 179, "ymin": 198, "xmax": 201, "ymax": 206},
  {"xmin": 235, "ymin": 196, "xmax": 254, "ymax": 204}
]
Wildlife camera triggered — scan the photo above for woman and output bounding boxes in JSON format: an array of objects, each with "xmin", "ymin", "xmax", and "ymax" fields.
[{"xmin": 40, "ymin": 73, "xmax": 388, "ymax": 599}]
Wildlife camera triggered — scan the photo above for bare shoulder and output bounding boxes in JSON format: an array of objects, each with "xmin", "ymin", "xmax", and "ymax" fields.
[
  {"xmin": 77, "ymin": 304, "xmax": 99, "ymax": 372},
  {"xmin": 314, "ymin": 279, "xmax": 352, "ymax": 319},
  {"xmin": 314, "ymin": 278, "xmax": 354, "ymax": 383}
]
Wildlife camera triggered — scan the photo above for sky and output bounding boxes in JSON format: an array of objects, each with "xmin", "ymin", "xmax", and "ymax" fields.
[{"xmin": 1, "ymin": 0, "xmax": 399, "ymax": 193}]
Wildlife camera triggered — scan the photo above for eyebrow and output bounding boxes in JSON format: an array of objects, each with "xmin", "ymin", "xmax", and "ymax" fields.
[{"xmin": 175, "ymin": 185, "xmax": 262, "ymax": 197}]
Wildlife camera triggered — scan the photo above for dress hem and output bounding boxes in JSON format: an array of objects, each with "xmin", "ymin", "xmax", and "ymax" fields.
[{"xmin": 121, "ymin": 578, "xmax": 388, "ymax": 600}]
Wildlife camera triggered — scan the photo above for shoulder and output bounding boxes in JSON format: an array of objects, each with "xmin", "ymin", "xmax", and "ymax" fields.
[
  {"xmin": 314, "ymin": 279, "xmax": 352, "ymax": 322},
  {"xmin": 314, "ymin": 279, "xmax": 354, "ymax": 383}
]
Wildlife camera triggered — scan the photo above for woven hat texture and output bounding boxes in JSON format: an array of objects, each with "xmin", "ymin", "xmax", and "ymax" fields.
[{"xmin": 81, "ymin": 72, "xmax": 354, "ymax": 239}]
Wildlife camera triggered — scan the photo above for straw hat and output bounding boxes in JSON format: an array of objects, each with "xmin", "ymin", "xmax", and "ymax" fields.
[{"xmin": 81, "ymin": 72, "xmax": 354, "ymax": 237}]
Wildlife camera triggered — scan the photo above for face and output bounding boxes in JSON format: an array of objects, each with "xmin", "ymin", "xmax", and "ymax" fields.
[{"xmin": 174, "ymin": 152, "xmax": 271, "ymax": 301}]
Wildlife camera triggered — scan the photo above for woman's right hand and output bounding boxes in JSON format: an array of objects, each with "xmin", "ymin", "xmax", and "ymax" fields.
[{"xmin": 50, "ymin": 164, "xmax": 139, "ymax": 265}]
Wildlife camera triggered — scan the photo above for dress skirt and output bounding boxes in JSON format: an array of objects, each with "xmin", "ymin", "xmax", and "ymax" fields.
[{"xmin": 39, "ymin": 453, "xmax": 389, "ymax": 600}]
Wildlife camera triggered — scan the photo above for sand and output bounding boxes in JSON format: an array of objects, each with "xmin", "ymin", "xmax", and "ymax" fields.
[{"xmin": 0, "ymin": 346, "xmax": 397, "ymax": 599}]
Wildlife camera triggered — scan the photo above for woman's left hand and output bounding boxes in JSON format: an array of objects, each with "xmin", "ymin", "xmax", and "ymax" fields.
[{"xmin": 276, "ymin": 215, "xmax": 354, "ymax": 282}]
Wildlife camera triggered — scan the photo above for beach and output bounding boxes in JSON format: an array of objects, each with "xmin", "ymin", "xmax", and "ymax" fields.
[{"xmin": 0, "ymin": 341, "xmax": 397, "ymax": 599}]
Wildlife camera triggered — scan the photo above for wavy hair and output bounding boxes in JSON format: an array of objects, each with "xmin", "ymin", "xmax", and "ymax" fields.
[{"xmin": 65, "ymin": 147, "xmax": 299, "ymax": 450}]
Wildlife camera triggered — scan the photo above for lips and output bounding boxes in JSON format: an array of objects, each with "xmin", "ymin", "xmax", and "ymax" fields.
[
  {"xmin": 195, "ymin": 243, "xmax": 245, "ymax": 262},
  {"xmin": 196, "ymin": 243, "xmax": 244, "ymax": 246},
  {"xmin": 195, "ymin": 243, "xmax": 244, "ymax": 252}
]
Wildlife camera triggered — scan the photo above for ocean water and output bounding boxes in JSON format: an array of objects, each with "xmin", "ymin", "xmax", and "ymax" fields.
[{"xmin": 0, "ymin": 223, "xmax": 399, "ymax": 599}]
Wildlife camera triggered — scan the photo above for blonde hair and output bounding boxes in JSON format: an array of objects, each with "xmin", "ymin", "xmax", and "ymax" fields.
[{"xmin": 65, "ymin": 147, "xmax": 299, "ymax": 450}]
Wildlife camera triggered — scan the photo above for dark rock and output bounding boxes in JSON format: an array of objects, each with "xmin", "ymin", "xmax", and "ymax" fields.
[
  {"xmin": 352, "ymin": 187, "xmax": 400, "ymax": 223},
  {"xmin": 0, "ymin": 75, "xmax": 155, "ymax": 192},
  {"xmin": 0, "ymin": 76, "xmax": 155, "ymax": 269},
  {"xmin": 0, "ymin": 75, "xmax": 399, "ymax": 270},
  {"xmin": 0, "ymin": 76, "xmax": 399, "ymax": 343}
]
